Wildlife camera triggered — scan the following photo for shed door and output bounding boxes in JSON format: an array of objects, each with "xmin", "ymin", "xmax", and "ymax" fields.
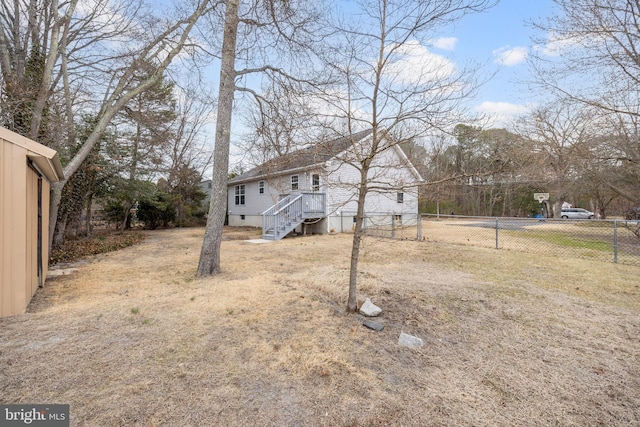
[
  {"xmin": 26, "ymin": 163, "xmax": 44, "ymax": 293},
  {"xmin": 37, "ymin": 175, "xmax": 43, "ymax": 287}
]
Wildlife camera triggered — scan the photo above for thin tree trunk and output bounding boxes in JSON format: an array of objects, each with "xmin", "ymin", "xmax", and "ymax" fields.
[
  {"xmin": 197, "ymin": 0, "xmax": 239, "ymax": 277},
  {"xmin": 347, "ymin": 164, "xmax": 371, "ymax": 312},
  {"xmin": 121, "ymin": 202, "xmax": 136, "ymax": 231},
  {"xmin": 85, "ymin": 192, "xmax": 93, "ymax": 237},
  {"xmin": 347, "ymin": 188, "xmax": 367, "ymax": 312},
  {"xmin": 53, "ymin": 207, "xmax": 68, "ymax": 248},
  {"xmin": 50, "ymin": 181, "xmax": 64, "ymax": 248},
  {"xmin": 122, "ymin": 120, "xmax": 142, "ymax": 230}
]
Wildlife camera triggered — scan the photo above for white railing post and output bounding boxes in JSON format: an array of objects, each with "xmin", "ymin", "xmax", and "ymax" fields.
[
  {"xmin": 613, "ymin": 220, "xmax": 618, "ymax": 263},
  {"xmin": 263, "ymin": 193, "xmax": 327, "ymax": 240}
]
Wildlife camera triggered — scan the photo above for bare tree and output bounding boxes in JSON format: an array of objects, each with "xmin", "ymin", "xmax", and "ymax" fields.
[
  {"xmin": 590, "ymin": 111, "xmax": 640, "ymax": 206},
  {"xmin": 165, "ymin": 85, "xmax": 215, "ymax": 180},
  {"xmin": 239, "ymin": 78, "xmax": 326, "ymax": 166},
  {"xmin": 0, "ymin": 0, "xmax": 217, "ymax": 247},
  {"xmin": 197, "ymin": 0, "xmax": 239, "ymax": 277},
  {"xmin": 514, "ymin": 100, "xmax": 596, "ymax": 217},
  {"xmin": 530, "ymin": 0, "xmax": 640, "ymax": 204},
  {"xmin": 308, "ymin": 0, "xmax": 495, "ymax": 311},
  {"xmin": 197, "ymin": 0, "xmax": 325, "ymax": 276},
  {"xmin": 531, "ymin": 0, "xmax": 640, "ymax": 118},
  {"xmin": 0, "ymin": 0, "xmax": 75, "ymax": 140}
]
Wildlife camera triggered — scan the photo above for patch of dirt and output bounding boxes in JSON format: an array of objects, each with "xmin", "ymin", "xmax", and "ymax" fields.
[
  {"xmin": 220, "ymin": 226, "xmax": 262, "ymax": 241},
  {"xmin": 2, "ymin": 228, "xmax": 639, "ymax": 426}
]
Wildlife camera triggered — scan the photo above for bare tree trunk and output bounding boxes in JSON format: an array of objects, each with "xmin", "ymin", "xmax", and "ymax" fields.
[
  {"xmin": 85, "ymin": 192, "xmax": 93, "ymax": 237},
  {"xmin": 542, "ymin": 200, "xmax": 551, "ymax": 218},
  {"xmin": 28, "ymin": 0, "xmax": 79, "ymax": 140},
  {"xmin": 120, "ymin": 202, "xmax": 136, "ymax": 231},
  {"xmin": 50, "ymin": 181, "xmax": 64, "ymax": 248},
  {"xmin": 347, "ymin": 177, "xmax": 368, "ymax": 312},
  {"xmin": 121, "ymin": 120, "xmax": 142, "ymax": 230},
  {"xmin": 197, "ymin": 0, "xmax": 239, "ymax": 277}
]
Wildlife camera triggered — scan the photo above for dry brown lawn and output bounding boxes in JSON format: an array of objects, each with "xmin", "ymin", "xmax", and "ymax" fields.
[{"xmin": 1, "ymin": 226, "xmax": 639, "ymax": 426}]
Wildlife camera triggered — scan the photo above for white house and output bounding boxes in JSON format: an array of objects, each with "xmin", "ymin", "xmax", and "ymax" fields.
[{"xmin": 227, "ymin": 129, "xmax": 422, "ymax": 239}]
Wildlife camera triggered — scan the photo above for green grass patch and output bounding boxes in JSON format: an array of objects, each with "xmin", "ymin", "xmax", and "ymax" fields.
[{"xmin": 510, "ymin": 231, "xmax": 611, "ymax": 252}]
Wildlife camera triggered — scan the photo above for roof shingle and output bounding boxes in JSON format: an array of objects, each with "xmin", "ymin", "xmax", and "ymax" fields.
[{"xmin": 229, "ymin": 129, "xmax": 373, "ymax": 184}]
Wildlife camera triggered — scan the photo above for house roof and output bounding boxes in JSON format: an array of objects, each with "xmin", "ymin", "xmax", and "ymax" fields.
[
  {"xmin": 229, "ymin": 129, "xmax": 373, "ymax": 185},
  {"xmin": 0, "ymin": 126, "xmax": 64, "ymax": 182}
]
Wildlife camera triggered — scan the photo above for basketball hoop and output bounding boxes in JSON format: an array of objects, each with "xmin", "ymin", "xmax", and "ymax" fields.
[{"xmin": 534, "ymin": 193, "xmax": 549, "ymax": 203}]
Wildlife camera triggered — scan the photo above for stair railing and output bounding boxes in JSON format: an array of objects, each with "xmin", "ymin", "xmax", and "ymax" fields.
[
  {"xmin": 262, "ymin": 192, "xmax": 327, "ymax": 239},
  {"xmin": 262, "ymin": 194, "xmax": 303, "ymax": 239},
  {"xmin": 262, "ymin": 195, "xmax": 295, "ymax": 236}
]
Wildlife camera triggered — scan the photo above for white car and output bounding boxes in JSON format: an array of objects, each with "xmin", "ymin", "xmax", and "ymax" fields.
[{"xmin": 561, "ymin": 208, "xmax": 594, "ymax": 219}]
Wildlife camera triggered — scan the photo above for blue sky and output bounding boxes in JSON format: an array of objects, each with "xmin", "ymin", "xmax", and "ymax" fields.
[
  {"xmin": 444, "ymin": 0, "xmax": 557, "ymax": 126},
  {"xmin": 326, "ymin": 0, "xmax": 560, "ymax": 129},
  {"xmin": 223, "ymin": 1, "xmax": 561, "ymax": 168}
]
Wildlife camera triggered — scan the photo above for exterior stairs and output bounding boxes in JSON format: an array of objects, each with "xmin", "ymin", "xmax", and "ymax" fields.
[{"xmin": 262, "ymin": 193, "xmax": 326, "ymax": 240}]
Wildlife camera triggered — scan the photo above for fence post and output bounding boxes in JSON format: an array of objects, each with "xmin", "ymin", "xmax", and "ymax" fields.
[
  {"xmin": 495, "ymin": 217, "xmax": 499, "ymax": 249},
  {"xmin": 391, "ymin": 215, "xmax": 395, "ymax": 238},
  {"xmin": 417, "ymin": 214, "xmax": 422, "ymax": 240},
  {"xmin": 613, "ymin": 220, "xmax": 618, "ymax": 263}
]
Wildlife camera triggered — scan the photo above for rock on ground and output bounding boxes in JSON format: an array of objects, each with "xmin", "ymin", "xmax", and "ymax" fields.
[
  {"xmin": 359, "ymin": 298, "xmax": 382, "ymax": 317},
  {"xmin": 398, "ymin": 332, "xmax": 423, "ymax": 348}
]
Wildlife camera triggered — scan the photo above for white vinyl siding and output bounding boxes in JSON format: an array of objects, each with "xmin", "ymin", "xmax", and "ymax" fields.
[
  {"xmin": 227, "ymin": 172, "xmax": 320, "ymax": 224},
  {"xmin": 226, "ymin": 144, "xmax": 420, "ymax": 230},
  {"xmin": 324, "ymin": 146, "xmax": 418, "ymax": 216}
]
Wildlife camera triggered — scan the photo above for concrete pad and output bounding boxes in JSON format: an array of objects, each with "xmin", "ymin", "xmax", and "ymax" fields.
[
  {"xmin": 47, "ymin": 268, "xmax": 79, "ymax": 277},
  {"xmin": 245, "ymin": 239, "xmax": 273, "ymax": 244}
]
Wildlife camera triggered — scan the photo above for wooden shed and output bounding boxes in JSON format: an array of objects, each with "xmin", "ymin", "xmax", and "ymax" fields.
[{"xmin": 1, "ymin": 126, "xmax": 64, "ymax": 317}]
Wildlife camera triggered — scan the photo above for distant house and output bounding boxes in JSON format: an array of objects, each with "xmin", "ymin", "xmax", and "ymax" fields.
[
  {"xmin": 227, "ymin": 129, "xmax": 422, "ymax": 240},
  {"xmin": 1, "ymin": 126, "xmax": 64, "ymax": 317}
]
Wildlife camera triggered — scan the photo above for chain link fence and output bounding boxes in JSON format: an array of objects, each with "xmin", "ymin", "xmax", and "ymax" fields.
[{"xmin": 358, "ymin": 213, "xmax": 640, "ymax": 267}]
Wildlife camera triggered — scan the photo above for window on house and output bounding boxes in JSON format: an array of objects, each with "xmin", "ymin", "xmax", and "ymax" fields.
[
  {"xmin": 397, "ymin": 192, "xmax": 404, "ymax": 203},
  {"xmin": 312, "ymin": 174, "xmax": 320, "ymax": 192},
  {"xmin": 291, "ymin": 175, "xmax": 299, "ymax": 191},
  {"xmin": 258, "ymin": 181, "xmax": 264, "ymax": 194},
  {"xmin": 235, "ymin": 185, "xmax": 245, "ymax": 205},
  {"xmin": 395, "ymin": 215, "xmax": 402, "ymax": 222}
]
